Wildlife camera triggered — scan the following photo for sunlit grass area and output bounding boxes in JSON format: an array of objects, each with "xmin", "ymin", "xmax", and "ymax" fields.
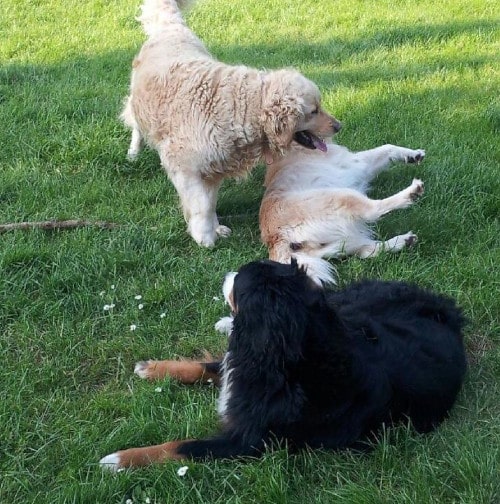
[{"xmin": 1, "ymin": 0, "xmax": 498, "ymax": 502}]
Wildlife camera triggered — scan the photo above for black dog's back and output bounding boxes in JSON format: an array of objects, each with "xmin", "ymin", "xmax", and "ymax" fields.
[{"xmin": 323, "ymin": 280, "xmax": 467, "ymax": 437}]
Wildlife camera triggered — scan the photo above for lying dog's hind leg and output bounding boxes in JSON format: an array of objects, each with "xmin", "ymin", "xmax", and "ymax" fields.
[
  {"xmin": 356, "ymin": 232, "xmax": 418, "ymax": 258},
  {"xmin": 350, "ymin": 178, "xmax": 424, "ymax": 221},
  {"xmin": 134, "ymin": 359, "xmax": 221, "ymax": 385},
  {"xmin": 100, "ymin": 440, "xmax": 187, "ymax": 470},
  {"xmin": 100, "ymin": 435, "xmax": 262, "ymax": 470}
]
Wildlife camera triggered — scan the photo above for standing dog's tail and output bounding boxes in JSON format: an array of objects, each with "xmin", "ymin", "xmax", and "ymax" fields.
[{"xmin": 137, "ymin": 0, "xmax": 195, "ymax": 36}]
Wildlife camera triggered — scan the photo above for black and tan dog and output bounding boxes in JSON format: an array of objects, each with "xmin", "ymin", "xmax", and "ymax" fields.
[{"xmin": 100, "ymin": 260, "xmax": 467, "ymax": 469}]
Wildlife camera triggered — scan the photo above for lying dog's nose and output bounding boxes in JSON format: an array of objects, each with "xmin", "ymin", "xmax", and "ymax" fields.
[{"xmin": 332, "ymin": 120, "xmax": 342, "ymax": 133}]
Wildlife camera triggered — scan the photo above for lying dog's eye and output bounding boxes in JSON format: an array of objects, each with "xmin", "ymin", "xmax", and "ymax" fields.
[{"xmin": 311, "ymin": 107, "xmax": 319, "ymax": 115}]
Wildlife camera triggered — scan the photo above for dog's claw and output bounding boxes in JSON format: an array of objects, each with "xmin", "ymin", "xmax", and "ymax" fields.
[
  {"xmin": 409, "ymin": 179, "xmax": 424, "ymax": 201},
  {"xmin": 405, "ymin": 149, "xmax": 426, "ymax": 164},
  {"xmin": 404, "ymin": 233, "xmax": 418, "ymax": 247}
]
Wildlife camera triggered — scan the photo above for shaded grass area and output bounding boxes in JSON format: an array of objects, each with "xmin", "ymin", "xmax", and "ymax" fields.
[{"xmin": 1, "ymin": 0, "xmax": 499, "ymax": 502}]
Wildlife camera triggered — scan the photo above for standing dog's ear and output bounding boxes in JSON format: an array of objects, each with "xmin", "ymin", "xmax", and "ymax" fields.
[{"xmin": 261, "ymin": 94, "xmax": 303, "ymax": 156}]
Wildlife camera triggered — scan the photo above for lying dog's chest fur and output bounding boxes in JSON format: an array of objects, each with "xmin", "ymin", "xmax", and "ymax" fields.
[{"xmin": 217, "ymin": 352, "xmax": 233, "ymax": 421}]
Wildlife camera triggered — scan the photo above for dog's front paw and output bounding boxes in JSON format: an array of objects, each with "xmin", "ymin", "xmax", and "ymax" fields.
[
  {"xmin": 134, "ymin": 360, "xmax": 158, "ymax": 380},
  {"xmin": 409, "ymin": 178, "xmax": 424, "ymax": 201},
  {"xmin": 215, "ymin": 316, "xmax": 233, "ymax": 335},
  {"xmin": 100, "ymin": 452, "xmax": 123, "ymax": 472},
  {"xmin": 405, "ymin": 149, "xmax": 425, "ymax": 164}
]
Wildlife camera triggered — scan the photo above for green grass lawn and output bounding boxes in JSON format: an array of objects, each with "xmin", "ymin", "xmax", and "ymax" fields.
[{"xmin": 1, "ymin": 0, "xmax": 499, "ymax": 502}]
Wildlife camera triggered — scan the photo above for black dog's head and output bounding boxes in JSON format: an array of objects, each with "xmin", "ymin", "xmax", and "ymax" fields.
[{"xmin": 222, "ymin": 260, "xmax": 325, "ymax": 364}]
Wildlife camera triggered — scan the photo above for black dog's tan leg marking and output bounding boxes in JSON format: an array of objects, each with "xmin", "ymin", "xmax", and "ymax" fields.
[
  {"xmin": 134, "ymin": 359, "xmax": 220, "ymax": 385},
  {"xmin": 100, "ymin": 440, "xmax": 188, "ymax": 470}
]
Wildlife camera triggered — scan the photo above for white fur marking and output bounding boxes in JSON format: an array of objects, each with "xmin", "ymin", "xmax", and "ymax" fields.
[
  {"xmin": 222, "ymin": 272, "xmax": 237, "ymax": 308},
  {"xmin": 214, "ymin": 316, "xmax": 234, "ymax": 335},
  {"xmin": 99, "ymin": 452, "xmax": 122, "ymax": 472},
  {"xmin": 217, "ymin": 352, "xmax": 233, "ymax": 419},
  {"xmin": 134, "ymin": 360, "xmax": 151, "ymax": 379}
]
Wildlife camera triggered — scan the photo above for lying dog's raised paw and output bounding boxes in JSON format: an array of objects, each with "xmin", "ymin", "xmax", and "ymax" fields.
[
  {"xmin": 405, "ymin": 149, "xmax": 426, "ymax": 164},
  {"xmin": 409, "ymin": 179, "xmax": 424, "ymax": 201},
  {"xmin": 404, "ymin": 232, "xmax": 418, "ymax": 247}
]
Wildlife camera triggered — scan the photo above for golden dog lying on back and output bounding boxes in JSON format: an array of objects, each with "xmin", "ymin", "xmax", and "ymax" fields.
[{"xmin": 260, "ymin": 141, "xmax": 425, "ymax": 284}]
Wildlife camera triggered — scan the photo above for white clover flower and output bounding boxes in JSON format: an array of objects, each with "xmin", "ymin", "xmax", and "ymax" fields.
[
  {"xmin": 145, "ymin": 499, "xmax": 151, "ymax": 504},
  {"xmin": 103, "ymin": 304, "xmax": 111, "ymax": 311},
  {"xmin": 99, "ymin": 291, "xmax": 106, "ymax": 297},
  {"xmin": 138, "ymin": 304, "xmax": 144, "ymax": 310},
  {"xmin": 160, "ymin": 312, "xmax": 166, "ymax": 319},
  {"xmin": 134, "ymin": 295, "xmax": 142, "ymax": 300},
  {"xmin": 177, "ymin": 465, "xmax": 189, "ymax": 477},
  {"xmin": 154, "ymin": 387, "xmax": 162, "ymax": 393},
  {"xmin": 130, "ymin": 324, "xmax": 137, "ymax": 331},
  {"xmin": 212, "ymin": 296, "xmax": 220, "ymax": 301},
  {"xmin": 125, "ymin": 499, "xmax": 133, "ymax": 504},
  {"xmin": 109, "ymin": 303, "xmax": 115, "ymax": 309},
  {"xmin": 111, "ymin": 284, "xmax": 115, "ymax": 290}
]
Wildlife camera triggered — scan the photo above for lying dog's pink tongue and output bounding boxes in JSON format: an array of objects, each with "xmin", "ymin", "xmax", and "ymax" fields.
[{"xmin": 312, "ymin": 135, "xmax": 328, "ymax": 152}]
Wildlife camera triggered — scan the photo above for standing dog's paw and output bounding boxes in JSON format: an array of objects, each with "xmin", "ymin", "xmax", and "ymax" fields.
[
  {"xmin": 405, "ymin": 149, "xmax": 426, "ymax": 164},
  {"xmin": 126, "ymin": 150, "xmax": 139, "ymax": 162}
]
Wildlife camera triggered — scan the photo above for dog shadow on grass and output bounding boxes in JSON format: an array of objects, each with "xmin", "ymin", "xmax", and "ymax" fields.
[{"xmin": 0, "ymin": 17, "xmax": 496, "ymax": 250}]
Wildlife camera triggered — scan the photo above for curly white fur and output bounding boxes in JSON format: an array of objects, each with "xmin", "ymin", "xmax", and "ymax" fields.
[{"xmin": 122, "ymin": 0, "xmax": 338, "ymax": 247}]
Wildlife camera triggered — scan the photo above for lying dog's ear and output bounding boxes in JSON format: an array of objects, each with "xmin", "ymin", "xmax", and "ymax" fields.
[
  {"xmin": 230, "ymin": 265, "xmax": 311, "ymax": 364},
  {"xmin": 261, "ymin": 94, "xmax": 302, "ymax": 156}
]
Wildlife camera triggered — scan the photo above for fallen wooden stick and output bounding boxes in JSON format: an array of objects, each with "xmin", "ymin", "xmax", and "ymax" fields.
[{"xmin": 0, "ymin": 219, "xmax": 120, "ymax": 234}]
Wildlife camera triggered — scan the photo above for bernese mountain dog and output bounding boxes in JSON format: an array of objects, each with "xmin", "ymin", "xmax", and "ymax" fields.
[{"xmin": 100, "ymin": 259, "xmax": 467, "ymax": 469}]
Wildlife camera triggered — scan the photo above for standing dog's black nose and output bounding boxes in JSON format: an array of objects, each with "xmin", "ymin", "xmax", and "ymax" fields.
[{"xmin": 333, "ymin": 120, "xmax": 342, "ymax": 133}]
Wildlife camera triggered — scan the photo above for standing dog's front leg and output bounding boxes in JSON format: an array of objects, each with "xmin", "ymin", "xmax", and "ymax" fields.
[{"xmin": 163, "ymin": 159, "xmax": 230, "ymax": 247}]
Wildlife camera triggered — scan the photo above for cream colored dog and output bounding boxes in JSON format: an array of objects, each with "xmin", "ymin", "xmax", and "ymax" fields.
[{"xmin": 122, "ymin": 0, "xmax": 340, "ymax": 246}]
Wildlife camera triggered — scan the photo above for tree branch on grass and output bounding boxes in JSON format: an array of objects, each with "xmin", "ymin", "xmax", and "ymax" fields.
[{"xmin": 0, "ymin": 219, "xmax": 121, "ymax": 234}]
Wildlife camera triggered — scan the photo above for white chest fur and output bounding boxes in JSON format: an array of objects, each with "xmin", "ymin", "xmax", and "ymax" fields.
[{"xmin": 217, "ymin": 352, "xmax": 233, "ymax": 420}]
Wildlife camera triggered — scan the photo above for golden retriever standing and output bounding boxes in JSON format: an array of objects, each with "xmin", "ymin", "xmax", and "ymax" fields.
[
  {"xmin": 122, "ymin": 0, "xmax": 340, "ymax": 246},
  {"xmin": 260, "ymin": 142, "xmax": 426, "ymax": 284}
]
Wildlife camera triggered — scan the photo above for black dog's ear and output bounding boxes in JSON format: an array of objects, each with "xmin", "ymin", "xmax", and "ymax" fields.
[
  {"xmin": 230, "ymin": 264, "xmax": 311, "ymax": 365},
  {"xmin": 231, "ymin": 289, "xmax": 307, "ymax": 365}
]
